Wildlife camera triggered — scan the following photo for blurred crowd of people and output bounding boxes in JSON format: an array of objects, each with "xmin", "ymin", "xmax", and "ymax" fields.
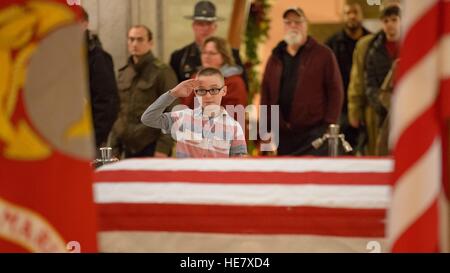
[{"xmin": 82, "ymin": 0, "xmax": 401, "ymax": 159}]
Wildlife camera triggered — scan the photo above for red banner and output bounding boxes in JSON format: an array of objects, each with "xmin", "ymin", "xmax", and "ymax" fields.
[{"xmin": 0, "ymin": 0, "xmax": 97, "ymax": 252}]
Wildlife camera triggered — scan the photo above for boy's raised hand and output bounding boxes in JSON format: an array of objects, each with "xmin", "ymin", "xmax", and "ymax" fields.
[{"xmin": 169, "ymin": 79, "xmax": 200, "ymax": 98}]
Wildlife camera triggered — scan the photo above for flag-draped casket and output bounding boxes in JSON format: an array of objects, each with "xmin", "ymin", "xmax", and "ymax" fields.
[{"xmin": 94, "ymin": 158, "xmax": 392, "ymax": 252}]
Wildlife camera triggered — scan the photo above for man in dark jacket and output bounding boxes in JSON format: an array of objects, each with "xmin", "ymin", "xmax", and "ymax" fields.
[
  {"xmin": 364, "ymin": 5, "xmax": 401, "ymax": 155},
  {"xmin": 260, "ymin": 7, "xmax": 344, "ymax": 156},
  {"xmin": 169, "ymin": 1, "xmax": 247, "ymax": 85},
  {"xmin": 81, "ymin": 8, "xmax": 119, "ymax": 150},
  {"xmin": 325, "ymin": 2, "xmax": 370, "ymax": 153},
  {"xmin": 109, "ymin": 25, "xmax": 178, "ymax": 159}
]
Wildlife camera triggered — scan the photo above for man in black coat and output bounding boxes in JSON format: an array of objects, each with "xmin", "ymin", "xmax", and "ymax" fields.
[
  {"xmin": 325, "ymin": 2, "xmax": 371, "ymax": 153},
  {"xmin": 81, "ymin": 8, "xmax": 119, "ymax": 150},
  {"xmin": 169, "ymin": 1, "xmax": 247, "ymax": 85}
]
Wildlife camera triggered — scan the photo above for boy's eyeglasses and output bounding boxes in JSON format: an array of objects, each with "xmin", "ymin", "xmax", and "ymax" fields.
[{"xmin": 194, "ymin": 86, "xmax": 224, "ymax": 96}]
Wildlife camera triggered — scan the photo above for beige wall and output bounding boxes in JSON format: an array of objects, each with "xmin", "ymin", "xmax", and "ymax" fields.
[
  {"xmin": 261, "ymin": 0, "xmax": 345, "ymax": 57},
  {"xmin": 82, "ymin": 0, "xmax": 132, "ymax": 70}
]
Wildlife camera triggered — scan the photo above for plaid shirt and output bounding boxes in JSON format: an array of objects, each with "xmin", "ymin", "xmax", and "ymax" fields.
[{"xmin": 141, "ymin": 92, "xmax": 247, "ymax": 158}]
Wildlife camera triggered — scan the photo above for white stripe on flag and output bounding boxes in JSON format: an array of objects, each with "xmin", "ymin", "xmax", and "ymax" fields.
[
  {"xmin": 94, "ymin": 182, "xmax": 391, "ymax": 209},
  {"xmin": 441, "ymin": 36, "xmax": 450, "ymax": 78},
  {"xmin": 439, "ymin": 191, "xmax": 450, "ymax": 252},
  {"xmin": 97, "ymin": 158, "xmax": 393, "ymax": 173}
]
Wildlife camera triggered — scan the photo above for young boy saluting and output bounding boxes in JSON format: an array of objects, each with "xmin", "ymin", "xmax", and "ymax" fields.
[{"xmin": 141, "ymin": 67, "xmax": 247, "ymax": 157}]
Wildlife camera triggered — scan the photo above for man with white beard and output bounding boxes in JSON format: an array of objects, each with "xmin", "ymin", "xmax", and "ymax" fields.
[{"xmin": 260, "ymin": 7, "xmax": 343, "ymax": 156}]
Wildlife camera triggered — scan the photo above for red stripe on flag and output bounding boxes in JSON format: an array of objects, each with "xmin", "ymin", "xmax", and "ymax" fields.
[
  {"xmin": 396, "ymin": 3, "xmax": 441, "ymax": 83},
  {"xmin": 391, "ymin": 200, "xmax": 439, "ymax": 252},
  {"xmin": 97, "ymin": 203, "xmax": 386, "ymax": 238},
  {"xmin": 440, "ymin": 79, "xmax": 450, "ymax": 198},
  {"xmin": 443, "ymin": 1, "xmax": 450, "ymax": 34},
  {"xmin": 441, "ymin": 121, "xmax": 449, "ymax": 199},
  {"xmin": 94, "ymin": 170, "xmax": 391, "ymax": 185}
]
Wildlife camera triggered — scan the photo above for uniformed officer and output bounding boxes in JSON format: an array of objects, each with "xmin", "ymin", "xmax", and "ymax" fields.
[{"xmin": 169, "ymin": 0, "xmax": 246, "ymax": 84}]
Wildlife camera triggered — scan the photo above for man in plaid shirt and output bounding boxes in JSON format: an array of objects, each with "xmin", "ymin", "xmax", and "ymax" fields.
[{"xmin": 141, "ymin": 67, "xmax": 247, "ymax": 157}]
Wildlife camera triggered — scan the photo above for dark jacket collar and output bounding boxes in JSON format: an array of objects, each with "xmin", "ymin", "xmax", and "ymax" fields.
[
  {"xmin": 272, "ymin": 36, "xmax": 316, "ymax": 59},
  {"xmin": 86, "ymin": 30, "xmax": 103, "ymax": 52},
  {"xmin": 373, "ymin": 30, "xmax": 387, "ymax": 48},
  {"xmin": 186, "ymin": 42, "xmax": 201, "ymax": 57},
  {"xmin": 336, "ymin": 27, "xmax": 371, "ymax": 42},
  {"xmin": 128, "ymin": 51, "xmax": 155, "ymax": 73}
]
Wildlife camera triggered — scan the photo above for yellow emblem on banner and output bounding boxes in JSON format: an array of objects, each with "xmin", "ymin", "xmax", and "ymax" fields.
[{"xmin": 0, "ymin": 1, "xmax": 92, "ymax": 161}]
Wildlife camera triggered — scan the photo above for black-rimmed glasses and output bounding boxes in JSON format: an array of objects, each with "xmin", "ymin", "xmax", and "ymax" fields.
[{"xmin": 194, "ymin": 86, "xmax": 224, "ymax": 96}]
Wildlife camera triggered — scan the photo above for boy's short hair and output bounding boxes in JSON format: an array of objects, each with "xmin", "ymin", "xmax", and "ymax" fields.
[
  {"xmin": 380, "ymin": 5, "xmax": 401, "ymax": 19},
  {"xmin": 197, "ymin": 67, "xmax": 225, "ymax": 84}
]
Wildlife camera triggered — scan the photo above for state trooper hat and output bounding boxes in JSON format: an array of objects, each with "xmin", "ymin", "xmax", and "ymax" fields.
[{"xmin": 185, "ymin": 1, "xmax": 224, "ymax": 21}]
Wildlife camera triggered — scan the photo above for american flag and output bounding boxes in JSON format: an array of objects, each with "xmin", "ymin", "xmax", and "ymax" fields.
[
  {"xmin": 388, "ymin": 0, "xmax": 450, "ymax": 252},
  {"xmin": 94, "ymin": 158, "xmax": 392, "ymax": 252}
]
